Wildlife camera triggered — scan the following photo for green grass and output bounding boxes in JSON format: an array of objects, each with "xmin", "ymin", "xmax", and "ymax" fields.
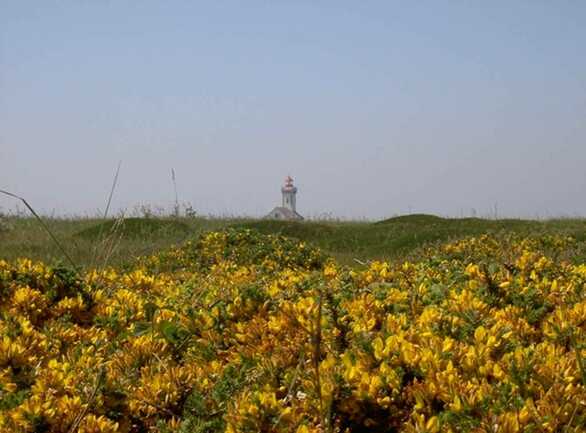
[
  {"xmin": 76, "ymin": 217, "xmax": 192, "ymax": 240},
  {"xmin": 1, "ymin": 214, "xmax": 585, "ymax": 269},
  {"xmin": 235, "ymin": 214, "xmax": 586, "ymax": 265},
  {"xmin": 0, "ymin": 216, "xmax": 241, "ymax": 268}
]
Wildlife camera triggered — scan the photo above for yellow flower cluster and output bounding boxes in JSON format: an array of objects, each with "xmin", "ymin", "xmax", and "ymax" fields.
[{"xmin": 0, "ymin": 229, "xmax": 584, "ymax": 433}]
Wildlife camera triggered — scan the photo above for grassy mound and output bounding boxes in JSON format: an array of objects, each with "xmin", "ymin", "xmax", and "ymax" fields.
[
  {"xmin": 230, "ymin": 216, "xmax": 586, "ymax": 265},
  {"xmin": 375, "ymin": 213, "xmax": 446, "ymax": 225},
  {"xmin": 237, "ymin": 219, "xmax": 336, "ymax": 239},
  {"xmin": 144, "ymin": 228, "xmax": 325, "ymax": 272},
  {"xmin": 3, "ymin": 215, "xmax": 586, "ymax": 269},
  {"xmin": 76, "ymin": 217, "xmax": 191, "ymax": 240}
]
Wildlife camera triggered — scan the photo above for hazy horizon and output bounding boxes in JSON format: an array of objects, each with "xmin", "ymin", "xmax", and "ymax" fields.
[{"xmin": 2, "ymin": 1, "xmax": 585, "ymax": 220}]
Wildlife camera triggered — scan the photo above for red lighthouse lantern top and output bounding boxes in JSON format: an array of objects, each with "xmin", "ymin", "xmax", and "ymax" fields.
[{"xmin": 282, "ymin": 175, "xmax": 297, "ymax": 193}]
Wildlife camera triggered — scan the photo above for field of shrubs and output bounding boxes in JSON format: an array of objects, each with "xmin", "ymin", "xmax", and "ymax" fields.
[{"xmin": 0, "ymin": 229, "xmax": 585, "ymax": 432}]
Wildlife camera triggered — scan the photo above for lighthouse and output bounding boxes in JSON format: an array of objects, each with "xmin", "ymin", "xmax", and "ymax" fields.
[
  {"xmin": 266, "ymin": 176, "xmax": 304, "ymax": 220},
  {"xmin": 281, "ymin": 175, "xmax": 297, "ymax": 213}
]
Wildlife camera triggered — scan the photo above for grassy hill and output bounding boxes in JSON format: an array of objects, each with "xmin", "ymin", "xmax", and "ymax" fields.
[
  {"xmin": 0, "ymin": 216, "xmax": 236, "ymax": 268},
  {"xmin": 236, "ymin": 214, "xmax": 586, "ymax": 264},
  {"xmin": 76, "ymin": 217, "xmax": 191, "ymax": 240},
  {"xmin": 1, "ymin": 214, "xmax": 585, "ymax": 268}
]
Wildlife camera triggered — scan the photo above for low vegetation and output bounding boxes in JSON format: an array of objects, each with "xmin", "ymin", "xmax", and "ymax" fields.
[
  {"xmin": 0, "ymin": 216, "xmax": 237, "ymax": 269},
  {"xmin": 75, "ymin": 218, "xmax": 192, "ymax": 241},
  {"xmin": 0, "ymin": 227, "xmax": 585, "ymax": 432},
  {"xmin": 1, "ymin": 214, "xmax": 586, "ymax": 267}
]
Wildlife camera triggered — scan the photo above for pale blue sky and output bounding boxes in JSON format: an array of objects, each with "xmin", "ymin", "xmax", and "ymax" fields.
[{"xmin": 1, "ymin": 1, "xmax": 585, "ymax": 219}]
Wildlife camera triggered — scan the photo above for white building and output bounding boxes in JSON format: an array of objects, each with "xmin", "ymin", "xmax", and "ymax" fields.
[{"xmin": 266, "ymin": 176, "xmax": 304, "ymax": 220}]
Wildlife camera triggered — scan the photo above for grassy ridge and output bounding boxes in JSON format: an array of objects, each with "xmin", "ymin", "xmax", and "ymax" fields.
[
  {"xmin": 0, "ymin": 216, "xmax": 239, "ymax": 268},
  {"xmin": 76, "ymin": 217, "xmax": 192, "ymax": 240},
  {"xmin": 237, "ymin": 215, "xmax": 586, "ymax": 264},
  {"xmin": 1, "ymin": 214, "xmax": 586, "ymax": 268}
]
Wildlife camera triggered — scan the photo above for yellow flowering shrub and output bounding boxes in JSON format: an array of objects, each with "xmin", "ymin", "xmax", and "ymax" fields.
[{"xmin": 0, "ymin": 229, "xmax": 585, "ymax": 432}]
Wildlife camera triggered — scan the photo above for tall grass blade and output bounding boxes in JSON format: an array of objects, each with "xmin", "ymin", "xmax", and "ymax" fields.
[
  {"xmin": 91, "ymin": 161, "xmax": 122, "ymax": 269},
  {"xmin": 0, "ymin": 189, "xmax": 78, "ymax": 270},
  {"xmin": 172, "ymin": 168, "xmax": 179, "ymax": 217},
  {"xmin": 104, "ymin": 160, "xmax": 122, "ymax": 219}
]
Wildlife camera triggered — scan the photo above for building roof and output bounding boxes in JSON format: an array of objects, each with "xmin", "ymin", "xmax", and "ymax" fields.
[{"xmin": 266, "ymin": 206, "xmax": 304, "ymax": 221}]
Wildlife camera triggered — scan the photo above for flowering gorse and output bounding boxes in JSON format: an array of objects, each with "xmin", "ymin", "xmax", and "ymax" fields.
[{"xmin": 0, "ymin": 229, "xmax": 584, "ymax": 432}]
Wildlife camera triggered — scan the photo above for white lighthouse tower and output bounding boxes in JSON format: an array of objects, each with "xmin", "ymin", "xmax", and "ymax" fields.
[
  {"xmin": 266, "ymin": 176, "xmax": 304, "ymax": 220},
  {"xmin": 282, "ymin": 175, "xmax": 297, "ymax": 212}
]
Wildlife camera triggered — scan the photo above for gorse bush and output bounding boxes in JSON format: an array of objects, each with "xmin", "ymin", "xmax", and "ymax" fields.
[
  {"xmin": 142, "ymin": 229, "xmax": 325, "ymax": 273},
  {"xmin": 0, "ymin": 229, "xmax": 584, "ymax": 432}
]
